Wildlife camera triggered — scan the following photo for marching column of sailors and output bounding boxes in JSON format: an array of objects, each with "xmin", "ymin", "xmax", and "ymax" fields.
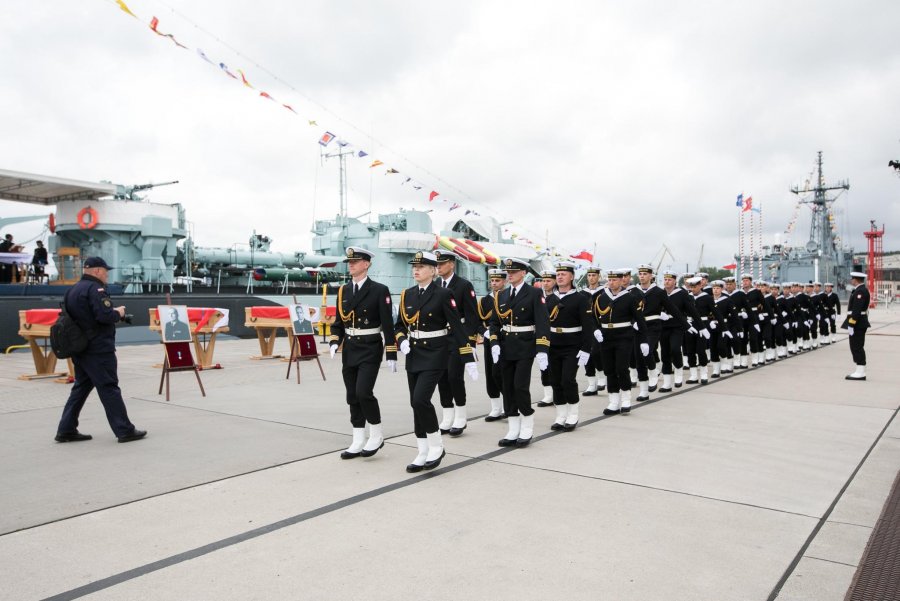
[{"xmin": 329, "ymin": 246, "xmax": 865, "ymax": 471}]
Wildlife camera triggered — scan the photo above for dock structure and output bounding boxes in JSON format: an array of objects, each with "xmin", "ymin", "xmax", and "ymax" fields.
[{"xmin": 1, "ymin": 309, "xmax": 898, "ymax": 600}]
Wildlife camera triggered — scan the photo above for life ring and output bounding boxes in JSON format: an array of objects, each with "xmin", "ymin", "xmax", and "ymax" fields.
[
  {"xmin": 48, "ymin": 213, "xmax": 56, "ymax": 233},
  {"xmin": 77, "ymin": 207, "xmax": 99, "ymax": 230}
]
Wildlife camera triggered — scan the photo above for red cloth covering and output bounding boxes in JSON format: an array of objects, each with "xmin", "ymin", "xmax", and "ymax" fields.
[
  {"xmin": 325, "ymin": 306, "xmax": 336, "ymax": 317},
  {"xmin": 152, "ymin": 307, "xmax": 220, "ymax": 333},
  {"xmin": 24, "ymin": 309, "xmax": 61, "ymax": 325},
  {"xmin": 250, "ymin": 306, "xmax": 290, "ymax": 319}
]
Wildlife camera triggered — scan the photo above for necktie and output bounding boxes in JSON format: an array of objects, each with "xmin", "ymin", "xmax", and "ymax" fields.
[
  {"xmin": 442, "ymin": 280, "xmax": 447, "ymax": 288},
  {"xmin": 353, "ymin": 283, "xmax": 358, "ymax": 296},
  {"xmin": 510, "ymin": 288, "xmax": 516, "ymax": 301},
  {"xmin": 419, "ymin": 287, "xmax": 425, "ymax": 296}
]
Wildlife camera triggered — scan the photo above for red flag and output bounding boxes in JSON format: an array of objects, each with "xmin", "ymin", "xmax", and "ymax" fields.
[
  {"xmin": 429, "ymin": 191, "xmax": 439, "ymax": 202},
  {"xmin": 723, "ymin": 263, "xmax": 737, "ymax": 270},
  {"xmin": 742, "ymin": 196, "xmax": 753, "ymax": 212},
  {"xmin": 570, "ymin": 250, "xmax": 593, "ymax": 262},
  {"xmin": 282, "ymin": 104, "xmax": 297, "ymax": 113}
]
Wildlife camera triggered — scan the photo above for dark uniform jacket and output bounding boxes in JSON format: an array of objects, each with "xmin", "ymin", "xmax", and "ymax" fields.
[
  {"xmin": 715, "ymin": 293, "xmax": 736, "ymax": 327},
  {"xmin": 841, "ymin": 284, "xmax": 870, "ymax": 330},
  {"xmin": 783, "ymin": 293, "xmax": 798, "ymax": 325},
  {"xmin": 329, "ymin": 278, "xmax": 398, "ymax": 366},
  {"xmin": 488, "ymin": 282, "xmax": 551, "ymax": 361},
  {"xmin": 691, "ymin": 292, "xmax": 723, "ymax": 328},
  {"xmin": 763, "ymin": 293, "xmax": 778, "ymax": 324},
  {"xmin": 746, "ymin": 288, "xmax": 765, "ymax": 322},
  {"xmin": 395, "ymin": 282, "xmax": 473, "ymax": 372},
  {"xmin": 440, "ymin": 274, "xmax": 479, "ymax": 345},
  {"xmin": 810, "ymin": 292, "xmax": 825, "ymax": 318},
  {"xmin": 546, "ymin": 289, "xmax": 593, "ymax": 351},
  {"xmin": 796, "ymin": 292, "xmax": 812, "ymax": 321},
  {"xmin": 826, "ymin": 291, "xmax": 841, "ymax": 317},
  {"xmin": 591, "ymin": 288, "xmax": 648, "ymax": 344},
  {"xmin": 663, "ymin": 287, "xmax": 702, "ymax": 331},
  {"xmin": 642, "ymin": 284, "xmax": 688, "ymax": 330},
  {"xmin": 63, "ymin": 274, "xmax": 120, "ymax": 354},
  {"xmin": 580, "ymin": 287, "xmax": 603, "ymax": 351}
]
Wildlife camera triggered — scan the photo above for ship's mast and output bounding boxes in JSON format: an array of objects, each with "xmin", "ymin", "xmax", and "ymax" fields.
[
  {"xmin": 321, "ymin": 146, "xmax": 355, "ymax": 226},
  {"xmin": 790, "ymin": 151, "xmax": 849, "ymax": 256}
]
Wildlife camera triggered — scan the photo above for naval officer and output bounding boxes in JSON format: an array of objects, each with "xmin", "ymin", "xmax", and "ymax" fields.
[
  {"xmin": 488, "ymin": 258, "xmax": 550, "ymax": 448},
  {"xmin": 478, "ymin": 269, "xmax": 508, "ymax": 421},
  {"xmin": 842, "ymin": 271, "xmax": 870, "ymax": 381},
  {"xmin": 396, "ymin": 251, "xmax": 477, "ymax": 472},
  {"xmin": 328, "ymin": 247, "xmax": 398, "ymax": 460}
]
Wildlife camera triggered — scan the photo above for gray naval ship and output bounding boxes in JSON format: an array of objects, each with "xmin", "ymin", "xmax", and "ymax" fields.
[
  {"xmin": 0, "ymin": 168, "xmax": 545, "ymax": 349},
  {"xmin": 746, "ymin": 152, "xmax": 856, "ymax": 286}
]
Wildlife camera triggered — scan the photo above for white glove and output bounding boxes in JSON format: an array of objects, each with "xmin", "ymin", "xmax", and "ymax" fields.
[
  {"xmin": 329, "ymin": 344, "xmax": 338, "ymax": 359},
  {"xmin": 848, "ymin": 326, "xmax": 854, "ymax": 336},
  {"xmin": 593, "ymin": 329, "xmax": 604, "ymax": 343},
  {"xmin": 739, "ymin": 311, "xmax": 748, "ymax": 319},
  {"xmin": 753, "ymin": 324, "xmax": 760, "ymax": 332},
  {"xmin": 784, "ymin": 322, "xmax": 791, "ymax": 329},
  {"xmin": 660, "ymin": 311, "xmax": 671, "ymax": 321},
  {"xmin": 724, "ymin": 330, "xmax": 733, "ymax": 339},
  {"xmin": 633, "ymin": 322, "xmax": 640, "ymax": 331},
  {"xmin": 576, "ymin": 350, "xmax": 590, "ymax": 366},
  {"xmin": 387, "ymin": 359, "xmax": 397, "ymax": 373},
  {"xmin": 792, "ymin": 322, "xmax": 798, "ymax": 329},
  {"xmin": 770, "ymin": 318, "xmax": 777, "ymax": 325},
  {"xmin": 738, "ymin": 331, "xmax": 744, "ymax": 339},
  {"xmin": 687, "ymin": 326, "xmax": 698, "ymax": 335},
  {"xmin": 484, "ymin": 330, "xmax": 491, "ymax": 341},
  {"xmin": 758, "ymin": 314, "xmax": 765, "ymax": 322},
  {"xmin": 400, "ymin": 339, "xmax": 410, "ymax": 355},
  {"xmin": 830, "ymin": 316, "xmax": 836, "ymax": 323},
  {"xmin": 782, "ymin": 311, "xmax": 788, "ymax": 317},
  {"xmin": 709, "ymin": 321, "xmax": 717, "ymax": 330},
  {"xmin": 640, "ymin": 343, "xmax": 650, "ymax": 356},
  {"xmin": 700, "ymin": 328, "xmax": 710, "ymax": 340},
  {"xmin": 537, "ymin": 353, "xmax": 549, "ymax": 371},
  {"xmin": 491, "ymin": 345, "xmax": 501, "ymax": 364},
  {"xmin": 815, "ymin": 314, "xmax": 821, "ymax": 320},
  {"xmin": 465, "ymin": 362, "xmax": 479, "ymax": 381}
]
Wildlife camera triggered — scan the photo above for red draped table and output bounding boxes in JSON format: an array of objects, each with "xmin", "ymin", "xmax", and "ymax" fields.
[{"xmin": 17, "ymin": 309, "xmax": 74, "ymax": 382}]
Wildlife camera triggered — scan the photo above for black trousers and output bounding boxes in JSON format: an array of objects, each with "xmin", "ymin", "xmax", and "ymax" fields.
[
  {"xmin": 57, "ymin": 353, "xmax": 136, "ymax": 437},
  {"xmin": 583, "ymin": 343, "xmax": 603, "ymax": 376},
  {"xmin": 407, "ymin": 369, "xmax": 443, "ymax": 437},
  {"xmin": 540, "ymin": 364, "xmax": 551, "ymax": 386},
  {"xmin": 762, "ymin": 320, "xmax": 774, "ymax": 350},
  {"xmin": 660, "ymin": 327, "xmax": 684, "ymax": 374},
  {"xmin": 438, "ymin": 350, "xmax": 467, "ymax": 407},
  {"xmin": 830, "ymin": 314, "xmax": 838, "ymax": 334},
  {"xmin": 342, "ymin": 360, "xmax": 382, "ymax": 427},
  {"xmin": 773, "ymin": 323, "xmax": 786, "ymax": 347},
  {"xmin": 483, "ymin": 340, "xmax": 501, "ymax": 399},
  {"xmin": 685, "ymin": 332, "xmax": 709, "ymax": 367},
  {"xmin": 849, "ymin": 329, "xmax": 867, "ymax": 365},
  {"xmin": 601, "ymin": 330, "xmax": 633, "ymax": 393},
  {"xmin": 549, "ymin": 345, "xmax": 579, "ymax": 405},
  {"xmin": 819, "ymin": 316, "xmax": 830, "ymax": 337},
  {"xmin": 710, "ymin": 330, "xmax": 725, "ymax": 362},
  {"xmin": 501, "ymin": 357, "xmax": 536, "ymax": 417}
]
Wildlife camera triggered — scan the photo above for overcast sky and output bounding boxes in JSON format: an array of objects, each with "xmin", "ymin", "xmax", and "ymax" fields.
[{"xmin": 1, "ymin": 0, "xmax": 898, "ymax": 270}]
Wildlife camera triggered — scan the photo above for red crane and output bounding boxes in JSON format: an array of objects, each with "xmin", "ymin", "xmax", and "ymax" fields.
[{"xmin": 863, "ymin": 221, "xmax": 884, "ymax": 307}]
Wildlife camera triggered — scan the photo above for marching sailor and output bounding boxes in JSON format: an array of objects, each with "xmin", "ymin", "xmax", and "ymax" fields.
[
  {"xmin": 592, "ymin": 268, "xmax": 648, "ymax": 415},
  {"xmin": 636, "ymin": 264, "xmax": 674, "ymax": 399},
  {"xmin": 329, "ymin": 247, "xmax": 398, "ymax": 460},
  {"xmin": 478, "ymin": 269, "xmax": 508, "ymax": 422},
  {"xmin": 710, "ymin": 280, "xmax": 735, "ymax": 377},
  {"xmin": 536, "ymin": 269, "xmax": 558, "ymax": 407},
  {"xmin": 771, "ymin": 283, "xmax": 789, "ymax": 358},
  {"xmin": 824, "ymin": 282, "xmax": 841, "ymax": 344},
  {"xmin": 744, "ymin": 276, "xmax": 766, "ymax": 365},
  {"xmin": 842, "ymin": 271, "xmax": 870, "ymax": 381},
  {"xmin": 761, "ymin": 281, "xmax": 778, "ymax": 362},
  {"xmin": 685, "ymin": 276, "xmax": 715, "ymax": 384},
  {"xmin": 726, "ymin": 276, "xmax": 750, "ymax": 368},
  {"xmin": 488, "ymin": 258, "xmax": 551, "ymax": 447},
  {"xmin": 434, "ymin": 250, "xmax": 479, "ymax": 437},
  {"xmin": 813, "ymin": 282, "xmax": 831, "ymax": 345},
  {"xmin": 580, "ymin": 266, "xmax": 606, "ymax": 395},
  {"xmin": 545, "ymin": 261, "xmax": 594, "ymax": 431},
  {"xmin": 658, "ymin": 269, "xmax": 696, "ymax": 392},
  {"xmin": 395, "ymin": 251, "xmax": 477, "ymax": 472}
]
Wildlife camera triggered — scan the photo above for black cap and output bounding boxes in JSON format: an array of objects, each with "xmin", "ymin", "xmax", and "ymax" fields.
[
  {"xmin": 502, "ymin": 257, "xmax": 529, "ymax": 271},
  {"xmin": 83, "ymin": 256, "xmax": 114, "ymax": 270},
  {"xmin": 408, "ymin": 251, "xmax": 438, "ymax": 266},
  {"xmin": 344, "ymin": 246, "xmax": 374, "ymax": 262},
  {"xmin": 435, "ymin": 250, "xmax": 457, "ymax": 263}
]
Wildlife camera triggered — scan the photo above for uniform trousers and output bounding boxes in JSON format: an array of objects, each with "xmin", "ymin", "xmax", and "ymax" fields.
[
  {"xmin": 849, "ymin": 329, "xmax": 867, "ymax": 365},
  {"xmin": 819, "ymin": 315, "xmax": 830, "ymax": 338},
  {"xmin": 482, "ymin": 340, "xmax": 501, "ymax": 399},
  {"xmin": 659, "ymin": 327, "xmax": 684, "ymax": 375},
  {"xmin": 437, "ymin": 350, "xmax": 467, "ymax": 408},
  {"xmin": 829, "ymin": 313, "xmax": 838, "ymax": 334},
  {"xmin": 773, "ymin": 322, "xmax": 786, "ymax": 347},
  {"xmin": 798, "ymin": 313, "xmax": 811, "ymax": 342},
  {"xmin": 583, "ymin": 342, "xmax": 603, "ymax": 377},
  {"xmin": 762, "ymin": 320, "xmax": 774, "ymax": 351},
  {"xmin": 58, "ymin": 353, "xmax": 135, "ymax": 437},
  {"xmin": 501, "ymin": 357, "xmax": 536, "ymax": 417},
  {"xmin": 601, "ymin": 330, "xmax": 633, "ymax": 394},
  {"xmin": 747, "ymin": 317, "xmax": 763, "ymax": 353},
  {"xmin": 540, "ymin": 364, "xmax": 551, "ymax": 386},
  {"xmin": 549, "ymin": 345, "xmax": 579, "ymax": 405},
  {"xmin": 684, "ymin": 332, "xmax": 709, "ymax": 367},
  {"xmin": 407, "ymin": 369, "xmax": 443, "ymax": 437},
  {"xmin": 342, "ymin": 360, "xmax": 382, "ymax": 427},
  {"xmin": 709, "ymin": 330, "xmax": 728, "ymax": 362}
]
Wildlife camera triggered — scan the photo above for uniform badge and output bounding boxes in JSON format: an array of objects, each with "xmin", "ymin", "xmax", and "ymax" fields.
[
  {"xmin": 385, "ymin": 295, "xmax": 391, "ymax": 304},
  {"xmin": 540, "ymin": 297, "xmax": 546, "ymax": 304},
  {"xmin": 470, "ymin": 289, "xmax": 476, "ymax": 298},
  {"xmin": 450, "ymin": 298, "xmax": 457, "ymax": 308},
  {"xmin": 97, "ymin": 288, "xmax": 105, "ymax": 292},
  {"xmin": 102, "ymin": 298, "xmax": 112, "ymax": 307}
]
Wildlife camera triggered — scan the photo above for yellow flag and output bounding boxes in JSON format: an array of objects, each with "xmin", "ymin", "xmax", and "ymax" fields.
[{"xmin": 115, "ymin": 0, "xmax": 138, "ymax": 18}]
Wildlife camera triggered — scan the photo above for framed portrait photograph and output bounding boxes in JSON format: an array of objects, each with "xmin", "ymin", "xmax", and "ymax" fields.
[
  {"xmin": 159, "ymin": 304, "xmax": 192, "ymax": 343},
  {"xmin": 291, "ymin": 304, "xmax": 315, "ymax": 335}
]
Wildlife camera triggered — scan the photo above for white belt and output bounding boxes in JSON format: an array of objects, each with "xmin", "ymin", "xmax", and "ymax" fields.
[
  {"xmin": 645, "ymin": 315, "xmax": 661, "ymax": 321},
  {"xmin": 502, "ymin": 325, "xmax": 536, "ymax": 333},
  {"xmin": 346, "ymin": 327, "xmax": 382, "ymax": 336},
  {"xmin": 860, "ymin": 311, "xmax": 868, "ymax": 315},
  {"xmin": 551, "ymin": 326, "xmax": 582, "ymax": 333},
  {"xmin": 409, "ymin": 329, "xmax": 448, "ymax": 339},
  {"xmin": 600, "ymin": 322, "xmax": 632, "ymax": 329},
  {"xmin": 699, "ymin": 316, "xmax": 709, "ymax": 321}
]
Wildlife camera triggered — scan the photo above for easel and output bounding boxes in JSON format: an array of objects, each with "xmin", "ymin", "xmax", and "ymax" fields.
[
  {"xmin": 286, "ymin": 333, "xmax": 326, "ymax": 383},
  {"xmin": 158, "ymin": 341, "xmax": 206, "ymax": 402},
  {"xmin": 16, "ymin": 309, "xmax": 75, "ymax": 382}
]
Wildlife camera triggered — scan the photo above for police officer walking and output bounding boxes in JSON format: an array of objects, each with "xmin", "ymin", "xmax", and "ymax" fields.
[
  {"xmin": 843, "ymin": 271, "xmax": 870, "ymax": 381},
  {"xmin": 55, "ymin": 257, "xmax": 146, "ymax": 443}
]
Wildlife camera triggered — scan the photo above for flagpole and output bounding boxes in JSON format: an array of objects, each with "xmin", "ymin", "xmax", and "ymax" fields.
[
  {"xmin": 758, "ymin": 203, "xmax": 763, "ymax": 281},
  {"xmin": 739, "ymin": 205, "xmax": 745, "ymax": 276}
]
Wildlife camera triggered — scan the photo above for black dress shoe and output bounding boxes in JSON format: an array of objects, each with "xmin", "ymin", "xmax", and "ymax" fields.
[
  {"xmin": 484, "ymin": 414, "xmax": 503, "ymax": 422},
  {"xmin": 620, "ymin": 406, "xmax": 631, "ymax": 414},
  {"xmin": 117, "ymin": 429, "xmax": 147, "ymax": 443},
  {"xmin": 439, "ymin": 428, "xmax": 450, "ymax": 435},
  {"xmin": 581, "ymin": 390, "xmax": 598, "ymax": 396},
  {"xmin": 341, "ymin": 450, "xmax": 361, "ymax": 460},
  {"xmin": 448, "ymin": 425, "xmax": 466, "ymax": 437},
  {"xmin": 658, "ymin": 387, "xmax": 672, "ymax": 393},
  {"xmin": 700, "ymin": 379, "xmax": 709, "ymax": 385},
  {"xmin": 423, "ymin": 449, "xmax": 446, "ymax": 470},
  {"xmin": 844, "ymin": 375, "xmax": 866, "ymax": 381},
  {"xmin": 674, "ymin": 382, "xmax": 683, "ymax": 388},
  {"xmin": 711, "ymin": 373, "xmax": 721, "ymax": 379},
  {"xmin": 359, "ymin": 441, "xmax": 384, "ymax": 457},
  {"xmin": 686, "ymin": 379, "xmax": 699, "ymax": 385},
  {"xmin": 515, "ymin": 436, "xmax": 532, "ymax": 448},
  {"xmin": 406, "ymin": 462, "xmax": 425, "ymax": 473},
  {"xmin": 55, "ymin": 431, "xmax": 92, "ymax": 443},
  {"xmin": 603, "ymin": 408, "xmax": 620, "ymax": 416},
  {"xmin": 636, "ymin": 394, "xmax": 650, "ymax": 402},
  {"xmin": 562, "ymin": 422, "xmax": 577, "ymax": 432},
  {"xmin": 597, "ymin": 384, "xmax": 606, "ymax": 391},
  {"xmin": 536, "ymin": 400, "xmax": 554, "ymax": 407},
  {"xmin": 498, "ymin": 437, "xmax": 517, "ymax": 447},
  {"xmin": 550, "ymin": 422, "xmax": 565, "ymax": 431},
  {"xmin": 648, "ymin": 385, "xmax": 657, "ymax": 392}
]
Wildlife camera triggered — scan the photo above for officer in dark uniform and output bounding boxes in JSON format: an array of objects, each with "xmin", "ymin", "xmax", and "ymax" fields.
[
  {"xmin": 164, "ymin": 307, "xmax": 191, "ymax": 342},
  {"xmin": 579, "ymin": 266, "xmax": 605, "ymax": 395},
  {"xmin": 593, "ymin": 268, "xmax": 649, "ymax": 415},
  {"xmin": 329, "ymin": 246, "xmax": 398, "ymax": 460},
  {"xmin": 396, "ymin": 251, "xmax": 476, "ymax": 472},
  {"xmin": 744, "ymin": 276, "xmax": 765, "ymax": 365},
  {"xmin": 478, "ymin": 269, "xmax": 507, "ymax": 421},
  {"xmin": 434, "ymin": 250, "xmax": 479, "ymax": 436},
  {"xmin": 55, "ymin": 257, "xmax": 146, "ymax": 443},
  {"xmin": 536, "ymin": 269, "xmax": 558, "ymax": 407},
  {"xmin": 636, "ymin": 264, "xmax": 677, "ymax": 399},
  {"xmin": 546, "ymin": 261, "xmax": 593, "ymax": 431},
  {"xmin": 824, "ymin": 282, "xmax": 841, "ymax": 343},
  {"xmin": 488, "ymin": 257, "xmax": 550, "ymax": 448},
  {"xmin": 842, "ymin": 271, "xmax": 870, "ymax": 381},
  {"xmin": 813, "ymin": 282, "xmax": 831, "ymax": 345}
]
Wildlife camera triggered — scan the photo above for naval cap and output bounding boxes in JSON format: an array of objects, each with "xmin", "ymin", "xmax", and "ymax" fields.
[
  {"xmin": 434, "ymin": 249, "xmax": 457, "ymax": 263},
  {"xmin": 740, "ymin": 273, "xmax": 753, "ymax": 280},
  {"xmin": 488, "ymin": 268, "xmax": 507, "ymax": 279},
  {"xmin": 662, "ymin": 269, "xmax": 679, "ymax": 279},
  {"xmin": 408, "ymin": 250, "xmax": 438, "ymax": 266},
  {"xmin": 824, "ymin": 282, "xmax": 834, "ymax": 286},
  {"xmin": 585, "ymin": 265, "xmax": 601, "ymax": 275},
  {"xmin": 711, "ymin": 280, "xmax": 725, "ymax": 287},
  {"xmin": 696, "ymin": 272, "xmax": 709, "ymax": 279},
  {"xmin": 502, "ymin": 257, "xmax": 529, "ymax": 271},
  {"xmin": 344, "ymin": 246, "xmax": 374, "ymax": 262},
  {"xmin": 722, "ymin": 276, "xmax": 736, "ymax": 282},
  {"xmin": 540, "ymin": 269, "xmax": 557, "ymax": 279},
  {"xmin": 637, "ymin": 264, "xmax": 654, "ymax": 274},
  {"xmin": 850, "ymin": 271, "xmax": 867, "ymax": 279},
  {"xmin": 813, "ymin": 281, "xmax": 822, "ymax": 286},
  {"xmin": 83, "ymin": 256, "xmax": 114, "ymax": 270},
  {"xmin": 686, "ymin": 276, "xmax": 702, "ymax": 286},
  {"xmin": 555, "ymin": 261, "xmax": 576, "ymax": 274},
  {"xmin": 606, "ymin": 268, "xmax": 627, "ymax": 278}
]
